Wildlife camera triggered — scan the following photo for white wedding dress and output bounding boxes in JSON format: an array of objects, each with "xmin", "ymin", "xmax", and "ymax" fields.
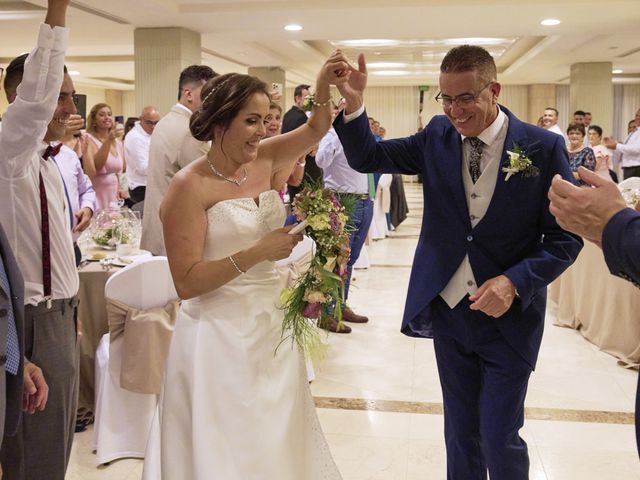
[{"xmin": 143, "ymin": 190, "xmax": 341, "ymax": 480}]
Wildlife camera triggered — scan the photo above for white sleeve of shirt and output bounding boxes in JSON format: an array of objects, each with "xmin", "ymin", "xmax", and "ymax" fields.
[
  {"xmin": 315, "ymin": 130, "xmax": 338, "ymax": 169},
  {"xmin": 343, "ymin": 104, "xmax": 366, "ymax": 124},
  {"xmin": 0, "ymin": 24, "xmax": 68, "ymax": 178},
  {"xmin": 617, "ymin": 131, "xmax": 640, "ymax": 157},
  {"xmin": 124, "ymin": 130, "xmax": 149, "ymax": 177}
]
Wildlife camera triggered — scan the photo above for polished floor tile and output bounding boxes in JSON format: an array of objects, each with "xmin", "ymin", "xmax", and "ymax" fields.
[{"xmin": 66, "ymin": 183, "xmax": 639, "ymax": 479}]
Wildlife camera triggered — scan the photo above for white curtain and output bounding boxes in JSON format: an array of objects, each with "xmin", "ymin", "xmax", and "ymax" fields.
[
  {"xmin": 613, "ymin": 84, "xmax": 640, "ymax": 140},
  {"xmin": 499, "ymin": 85, "xmax": 528, "ymax": 121}
]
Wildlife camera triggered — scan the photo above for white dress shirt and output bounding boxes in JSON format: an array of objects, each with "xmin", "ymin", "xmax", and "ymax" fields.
[
  {"xmin": 618, "ymin": 128, "xmax": 640, "ymax": 168},
  {"xmin": 51, "ymin": 144, "xmax": 97, "ymax": 241},
  {"xmin": 123, "ymin": 121, "xmax": 152, "ymax": 189},
  {"xmin": 439, "ymin": 109, "xmax": 509, "ymax": 308},
  {"xmin": 315, "ymin": 128, "xmax": 368, "ymax": 194},
  {"xmin": 0, "ymin": 24, "xmax": 78, "ymax": 305}
]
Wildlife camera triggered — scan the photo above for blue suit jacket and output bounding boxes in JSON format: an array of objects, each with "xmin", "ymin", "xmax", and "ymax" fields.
[
  {"xmin": 0, "ymin": 223, "xmax": 24, "ymax": 438},
  {"xmin": 602, "ymin": 208, "xmax": 640, "ymax": 287},
  {"xmin": 334, "ymin": 106, "xmax": 583, "ymax": 367}
]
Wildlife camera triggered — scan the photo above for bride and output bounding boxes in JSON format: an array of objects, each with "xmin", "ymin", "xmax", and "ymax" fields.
[{"xmin": 142, "ymin": 53, "xmax": 347, "ymax": 479}]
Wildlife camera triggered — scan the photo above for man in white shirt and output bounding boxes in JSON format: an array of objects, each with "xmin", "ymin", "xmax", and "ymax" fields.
[
  {"xmin": 315, "ymin": 104, "xmax": 373, "ymax": 333},
  {"xmin": 604, "ymin": 108, "xmax": 640, "ymax": 180},
  {"xmin": 542, "ymin": 107, "xmax": 565, "ymax": 138},
  {"xmin": 141, "ymin": 65, "xmax": 216, "ymax": 256},
  {"xmin": 0, "ymin": 1, "xmax": 81, "ymax": 477},
  {"xmin": 123, "ymin": 106, "xmax": 160, "ymax": 204}
]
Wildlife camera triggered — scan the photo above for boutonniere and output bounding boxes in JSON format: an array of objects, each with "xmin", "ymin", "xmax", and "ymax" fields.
[{"xmin": 502, "ymin": 142, "xmax": 540, "ymax": 181}]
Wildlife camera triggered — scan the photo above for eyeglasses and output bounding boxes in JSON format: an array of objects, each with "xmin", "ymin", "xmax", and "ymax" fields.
[
  {"xmin": 143, "ymin": 120, "xmax": 159, "ymax": 126},
  {"xmin": 435, "ymin": 81, "xmax": 494, "ymax": 108}
]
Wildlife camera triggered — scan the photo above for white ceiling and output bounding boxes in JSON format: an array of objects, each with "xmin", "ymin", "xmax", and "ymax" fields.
[{"xmin": 1, "ymin": 0, "xmax": 639, "ymax": 90}]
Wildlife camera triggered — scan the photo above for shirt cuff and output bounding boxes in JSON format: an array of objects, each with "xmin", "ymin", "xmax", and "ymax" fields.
[
  {"xmin": 37, "ymin": 23, "xmax": 69, "ymax": 52},
  {"xmin": 343, "ymin": 104, "xmax": 366, "ymax": 124}
]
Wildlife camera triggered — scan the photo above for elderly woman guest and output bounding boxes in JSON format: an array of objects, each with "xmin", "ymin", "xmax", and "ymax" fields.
[
  {"xmin": 567, "ymin": 122, "xmax": 596, "ymax": 183},
  {"xmin": 142, "ymin": 53, "xmax": 347, "ymax": 479},
  {"xmin": 83, "ymin": 103, "xmax": 125, "ymax": 210}
]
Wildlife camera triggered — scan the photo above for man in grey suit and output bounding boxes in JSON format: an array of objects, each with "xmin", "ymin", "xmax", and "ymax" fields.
[
  {"xmin": 141, "ymin": 65, "xmax": 217, "ymax": 256},
  {"xmin": 0, "ymin": 223, "xmax": 49, "ymax": 446}
]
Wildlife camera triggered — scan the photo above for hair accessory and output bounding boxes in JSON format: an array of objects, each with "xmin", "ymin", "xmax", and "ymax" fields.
[{"xmin": 200, "ymin": 76, "xmax": 234, "ymax": 109}]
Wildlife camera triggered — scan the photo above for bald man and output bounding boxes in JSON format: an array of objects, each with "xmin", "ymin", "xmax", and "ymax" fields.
[{"xmin": 123, "ymin": 106, "xmax": 160, "ymax": 204}]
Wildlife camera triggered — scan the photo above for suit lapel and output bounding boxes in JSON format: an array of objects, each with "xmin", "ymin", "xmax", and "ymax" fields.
[{"xmin": 482, "ymin": 108, "xmax": 530, "ymax": 222}]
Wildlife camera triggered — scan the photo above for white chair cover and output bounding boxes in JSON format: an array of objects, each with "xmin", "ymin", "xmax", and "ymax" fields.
[
  {"xmin": 619, "ymin": 176, "xmax": 640, "ymax": 192},
  {"xmin": 93, "ymin": 256, "xmax": 178, "ymax": 465}
]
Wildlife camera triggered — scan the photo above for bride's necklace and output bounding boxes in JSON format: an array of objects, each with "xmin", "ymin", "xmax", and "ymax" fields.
[{"xmin": 206, "ymin": 158, "xmax": 248, "ymax": 187}]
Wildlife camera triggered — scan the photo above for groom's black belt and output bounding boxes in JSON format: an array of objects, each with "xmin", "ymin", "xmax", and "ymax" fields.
[{"xmin": 334, "ymin": 192, "xmax": 370, "ymax": 200}]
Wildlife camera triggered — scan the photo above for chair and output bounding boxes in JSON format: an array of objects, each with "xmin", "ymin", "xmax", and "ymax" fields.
[
  {"xmin": 93, "ymin": 256, "xmax": 178, "ymax": 465},
  {"xmin": 618, "ymin": 176, "xmax": 640, "ymax": 192}
]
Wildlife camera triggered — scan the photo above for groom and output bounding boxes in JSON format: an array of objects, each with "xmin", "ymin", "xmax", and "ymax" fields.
[{"xmin": 333, "ymin": 45, "xmax": 582, "ymax": 479}]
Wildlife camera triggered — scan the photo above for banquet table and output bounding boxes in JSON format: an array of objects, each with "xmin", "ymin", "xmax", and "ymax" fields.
[
  {"xmin": 77, "ymin": 260, "xmax": 121, "ymax": 410},
  {"xmin": 548, "ymin": 240, "xmax": 640, "ymax": 367}
]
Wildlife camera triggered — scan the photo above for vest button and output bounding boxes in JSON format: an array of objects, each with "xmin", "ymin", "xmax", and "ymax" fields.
[
  {"xmin": 467, "ymin": 235, "xmax": 473, "ymax": 242},
  {"xmin": 467, "ymin": 280, "xmax": 474, "ymax": 286},
  {"xmin": 470, "ymin": 214, "xmax": 477, "ymax": 221},
  {"xmin": 471, "ymin": 193, "xmax": 478, "ymax": 199}
]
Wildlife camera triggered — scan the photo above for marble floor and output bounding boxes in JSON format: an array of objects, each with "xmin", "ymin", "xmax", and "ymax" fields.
[{"xmin": 66, "ymin": 183, "xmax": 640, "ymax": 479}]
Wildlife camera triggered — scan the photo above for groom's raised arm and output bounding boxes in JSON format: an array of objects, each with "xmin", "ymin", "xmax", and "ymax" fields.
[
  {"xmin": 333, "ymin": 50, "xmax": 424, "ymax": 175},
  {"xmin": 503, "ymin": 134, "xmax": 583, "ymax": 309}
]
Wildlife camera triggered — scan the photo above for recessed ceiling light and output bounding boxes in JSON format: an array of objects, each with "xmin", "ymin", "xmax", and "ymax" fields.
[
  {"xmin": 541, "ymin": 19, "xmax": 561, "ymax": 26},
  {"xmin": 368, "ymin": 62, "xmax": 408, "ymax": 69},
  {"xmin": 284, "ymin": 24, "xmax": 302, "ymax": 31},
  {"xmin": 68, "ymin": 71, "xmax": 80, "ymax": 76},
  {"xmin": 613, "ymin": 69, "xmax": 624, "ymax": 74}
]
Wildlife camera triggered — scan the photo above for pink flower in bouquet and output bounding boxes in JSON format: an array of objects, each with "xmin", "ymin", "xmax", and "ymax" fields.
[
  {"xmin": 329, "ymin": 212, "xmax": 342, "ymax": 234},
  {"xmin": 303, "ymin": 302, "xmax": 322, "ymax": 319}
]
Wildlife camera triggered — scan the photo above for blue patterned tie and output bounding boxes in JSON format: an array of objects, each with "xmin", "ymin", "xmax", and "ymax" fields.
[
  {"xmin": 0, "ymin": 257, "xmax": 20, "ymax": 375},
  {"xmin": 467, "ymin": 137, "xmax": 484, "ymax": 183}
]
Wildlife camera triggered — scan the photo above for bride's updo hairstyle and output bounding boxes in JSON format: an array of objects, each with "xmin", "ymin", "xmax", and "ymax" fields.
[{"xmin": 190, "ymin": 73, "xmax": 270, "ymax": 142}]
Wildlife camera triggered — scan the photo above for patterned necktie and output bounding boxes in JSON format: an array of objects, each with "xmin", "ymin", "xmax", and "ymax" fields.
[
  {"xmin": 367, "ymin": 173, "xmax": 376, "ymax": 199},
  {"xmin": 467, "ymin": 137, "xmax": 483, "ymax": 183},
  {"xmin": 0, "ymin": 257, "xmax": 20, "ymax": 375}
]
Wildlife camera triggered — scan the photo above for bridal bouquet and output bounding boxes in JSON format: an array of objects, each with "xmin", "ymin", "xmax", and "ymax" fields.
[{"xmin": 279, "ymin": 181, "xmax": 355, "ymax": 357}]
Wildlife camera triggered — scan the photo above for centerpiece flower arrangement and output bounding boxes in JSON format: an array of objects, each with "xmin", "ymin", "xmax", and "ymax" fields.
[{"xmin": 279, "ymin": 181, "xmax": 355, "ymax": 357}]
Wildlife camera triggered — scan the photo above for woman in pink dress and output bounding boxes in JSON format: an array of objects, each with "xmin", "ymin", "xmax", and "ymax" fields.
[{"xmin": 83, "ymin": 103, "xmax": 125, "ymax": 210}]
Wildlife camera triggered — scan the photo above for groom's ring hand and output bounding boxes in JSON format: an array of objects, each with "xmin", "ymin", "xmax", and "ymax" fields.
[{"xmin": 469, "ymin": 275, "xmax": 516, "ymax": 318}]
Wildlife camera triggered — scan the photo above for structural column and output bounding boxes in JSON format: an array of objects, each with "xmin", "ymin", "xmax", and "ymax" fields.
[
  {"xmin": 248, "ymin": 67, "xmax": 286, "ymax": 106},
  {"xmin": 134, "ymin": 28, "xmax": 202, "ymax": 116},
  {"xmin": 570, "ymin": 62, "xmax": 613, "ymax": 133}
]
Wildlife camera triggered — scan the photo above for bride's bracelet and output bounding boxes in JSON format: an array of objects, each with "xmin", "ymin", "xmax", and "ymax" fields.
[
  {"xmin": 312, "ymin": 96, "xmax": 332, "ymax": 108},
  {"xmin": 228, "ymin": 255, "xmax": 246, "ymax": 275}
]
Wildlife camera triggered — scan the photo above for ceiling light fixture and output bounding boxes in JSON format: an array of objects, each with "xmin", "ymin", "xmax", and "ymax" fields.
[
  {"xmin": 335, "ymin": 39, "xmax": 401, "ymax": 48},
  {"xmin": 370, "ymin": 70, "xmax": 410, "ymax": 76},
  {"xmin": 612, "ymin": 69, "xmax": 623, "ymax": 74},
  {"xmin": 284, "ymin": 24, "xmax": 302, "ymax": 31},
  {"xmin": 541, "ymin": 19, "xmax": 561, "ymax": 26},
  {"xmin": 368, "ymin": 62, "xmax": 408, "ymax": 69},
  {"xmin": 68, "ymin": 71, "xmax": 80, "ymax": 76}
]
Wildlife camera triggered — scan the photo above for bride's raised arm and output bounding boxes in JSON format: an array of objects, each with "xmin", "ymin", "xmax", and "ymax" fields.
[{"xmin": 260, "ymin": 50, "xmax": 349, "ymax": 188}]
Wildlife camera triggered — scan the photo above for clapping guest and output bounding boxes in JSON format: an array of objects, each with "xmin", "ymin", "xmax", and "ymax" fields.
[
  {"xmin": 566, "ymin": 123, "xmax": 596, "ymax": 183},
  {"xmin": 587, "ymin": 125, "xmax": 617, "ymax": 182},
  {"xmin": 83, "ymin": 102, "xmax": 125, "ymax": 210}
]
